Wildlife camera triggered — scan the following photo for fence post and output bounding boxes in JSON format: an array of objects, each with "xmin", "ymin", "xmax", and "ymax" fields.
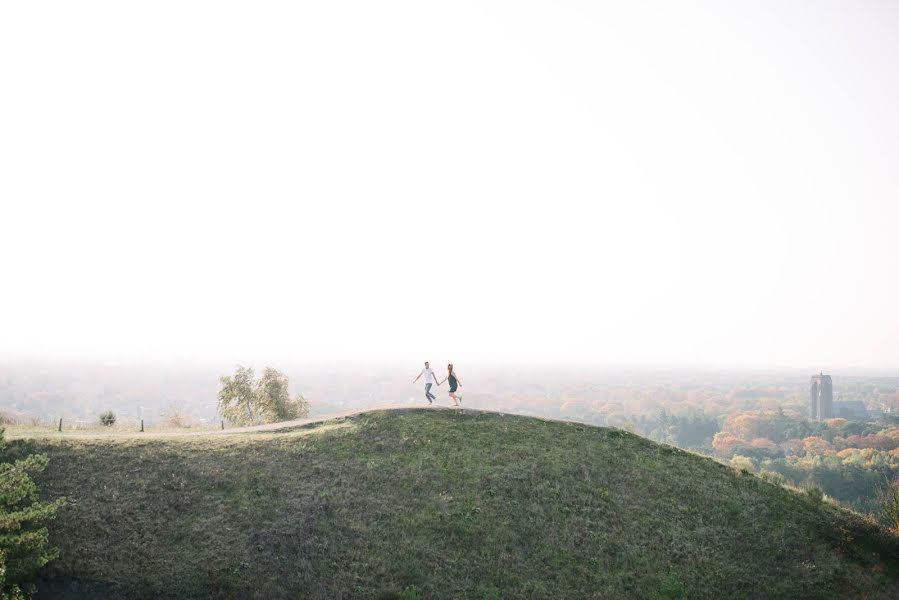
[
  {"xmin": 140, "ymin": 419, "xmax": 144, "ymax": 433},
  {"xmin": 221, "ymin": 420, "xmax": 224, "ymax": 430},
  {"xmin": 58, "ymin": 418, "xmax": 62, "ymax": 432}
]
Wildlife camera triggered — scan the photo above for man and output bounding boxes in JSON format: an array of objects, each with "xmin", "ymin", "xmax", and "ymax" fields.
[{"xmin": 412, "ymin": 361, "xmax": 438, "ymax": 404}]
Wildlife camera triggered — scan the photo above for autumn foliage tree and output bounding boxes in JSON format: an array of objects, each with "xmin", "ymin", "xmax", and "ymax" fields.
[
  {"xmin": 802, "ymin": 436, "xmax": 834, "ymax": 456},
  {"xmin": 712, "ymin": 432, "xmax": 748, "ymax": 458},
  {"xmin": 218, "ymin": 366, "xmax": 310, "ymax": 426}
]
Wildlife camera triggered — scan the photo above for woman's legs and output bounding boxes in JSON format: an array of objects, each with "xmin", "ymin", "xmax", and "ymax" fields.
[{"xmin": 449, "ymin": 392, "xmax": 461, "ymax": 407}]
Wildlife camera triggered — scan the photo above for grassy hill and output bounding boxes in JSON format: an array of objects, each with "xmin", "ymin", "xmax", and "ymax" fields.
[{"xmin": 8, "ymin": 408, "xmax": 899, "ymax": 599}]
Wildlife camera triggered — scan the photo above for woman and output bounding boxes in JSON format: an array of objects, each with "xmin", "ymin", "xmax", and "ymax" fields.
[{"xmin": 438, "ymin": 363, "xmax": 462, "ymax": 407}]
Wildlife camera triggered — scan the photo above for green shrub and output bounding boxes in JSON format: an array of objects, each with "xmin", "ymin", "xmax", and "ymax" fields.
[
  {"xmin": 398, "ymin": 585, "xmax": 422, "ymax": 600},
  {"xmin": 876, "ymin": 476, "xmax": 899, "ymax": 530},
  {"xmin": 659, "ymin": 571, "xmax": 688, "ymax": 600},
  {"xmin": 99, "ymin": 411, "xmax": 116, "ymax": 427},
  {"xmin": 730, "ymin": 455, "xmax": 755, "ymax": 473},
  {"xmin": 0, "ymin": 428, "xmax": 65, "ymax": 599},
  {"xmin": 759, "ymin": 470, "xmax": 786, "ymax": 486},
  {"xmin": 804, "ymin": 486, "xmax": 824, "ymax": 504}
]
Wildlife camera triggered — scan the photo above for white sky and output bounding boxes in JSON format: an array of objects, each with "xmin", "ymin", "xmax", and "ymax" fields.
[{"xmin": 1, "ymin": 1, "xmax": 898, "ymax": 369}]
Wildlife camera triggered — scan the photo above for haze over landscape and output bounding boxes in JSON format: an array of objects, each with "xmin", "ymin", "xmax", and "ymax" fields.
[
  {"xmin": 2, "ymin": 2, "xmax": 899, "ymax": 598},
  {"xmin": 3, "ymin": 1, "xmax": 899, "ymax": 370}
]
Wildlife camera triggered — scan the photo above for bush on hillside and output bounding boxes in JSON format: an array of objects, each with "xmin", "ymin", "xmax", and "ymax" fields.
[
  {"xmin": 659, "ymin": 572, "xmax": 688, "ymax": 600},
  {"xmin": 731, "ymin": 455, "xmax": 756, "ymax": 473},
  {"xmin": 804, "ymin": 486, "xmax": 824, "ymax": 504},
  {"xmin": 398, "ymin": 586, "xmax": 423, "ymax": 600},
  {"xmin": 876, "ymin": 476, "xmax": 899, "ymax": 530},
  {"xmin": 218, "ymin": 366, "xmax": 309, "ymax": 426},
  {"xmin": 99, "ymin": 411, "xmax": 116, "ymax": 427},
  {"xmin": 0, "ymin": 428, "xmax": 65, "ymax": 599},
  {"xmin": 759, "ymin": 470, "xmax": 786, "ymax": 486},
  {"xmin": 162, "ymin": 405, "xmax": 190, "ymax": 428}
]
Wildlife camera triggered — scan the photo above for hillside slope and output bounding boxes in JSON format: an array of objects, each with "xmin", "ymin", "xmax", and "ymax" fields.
[{"xmin": 10, "ymin": 409, "xmax": 899, "ymax": 599}]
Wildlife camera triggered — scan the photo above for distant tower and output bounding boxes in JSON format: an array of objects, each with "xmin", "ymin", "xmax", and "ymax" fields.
[
  {"xmin": 809, "ymin": 377, "xmax": 818, "ymax": 420},
  {"xmin": 809, "ymin": 372, "xmax": 833, "ymax": 421}
]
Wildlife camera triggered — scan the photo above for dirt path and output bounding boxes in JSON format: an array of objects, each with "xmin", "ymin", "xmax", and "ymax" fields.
[{"xmin": 200, "ymin": 403, "xmax": 417, "ymax": 435}]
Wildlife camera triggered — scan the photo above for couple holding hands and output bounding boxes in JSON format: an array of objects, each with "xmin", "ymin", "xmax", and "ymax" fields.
[{"xmin": 413, "ymin": 361, "xmax": 462, "ymax": 407}]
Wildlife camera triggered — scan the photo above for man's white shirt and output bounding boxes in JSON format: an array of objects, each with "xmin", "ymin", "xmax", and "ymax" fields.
[{"xmin": 421, "ymin": 368, "xmax": 436, "ymax": 384}]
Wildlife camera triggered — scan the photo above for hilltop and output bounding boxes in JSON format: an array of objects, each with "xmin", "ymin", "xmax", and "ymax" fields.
[{"xmin": 7, "ymin": 408, "xmax": 899, "ymax": 599}]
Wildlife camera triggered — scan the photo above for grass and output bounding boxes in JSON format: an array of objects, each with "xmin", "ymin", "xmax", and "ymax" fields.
[{"xmin": 8, "ymin": 408, "xmax": 899, "ymax": 599}]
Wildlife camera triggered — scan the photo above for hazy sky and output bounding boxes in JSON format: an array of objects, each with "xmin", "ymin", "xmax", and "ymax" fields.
[{"xmin": 2, "ymin": 1, "xmax": 898, "ymax": 369}]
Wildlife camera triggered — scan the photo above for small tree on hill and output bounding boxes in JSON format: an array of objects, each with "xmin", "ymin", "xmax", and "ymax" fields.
[
  {"xmin": 99, "ymin": 410, "xmax": 116, "ymax": 427},
  {"xmin": 0, "ymin": 428, "xmax": 65, "ymax": 599},
  {"xmin": 218, "ymin": 366, "xmax": 256, "ymax": 425},
  {"xmin": 256, "ymin": 368, "xmax": 309, "ymax": 422},
  {"xmin": 218, "ymin": 366, "xmax": 309, "ymax": 426}
]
